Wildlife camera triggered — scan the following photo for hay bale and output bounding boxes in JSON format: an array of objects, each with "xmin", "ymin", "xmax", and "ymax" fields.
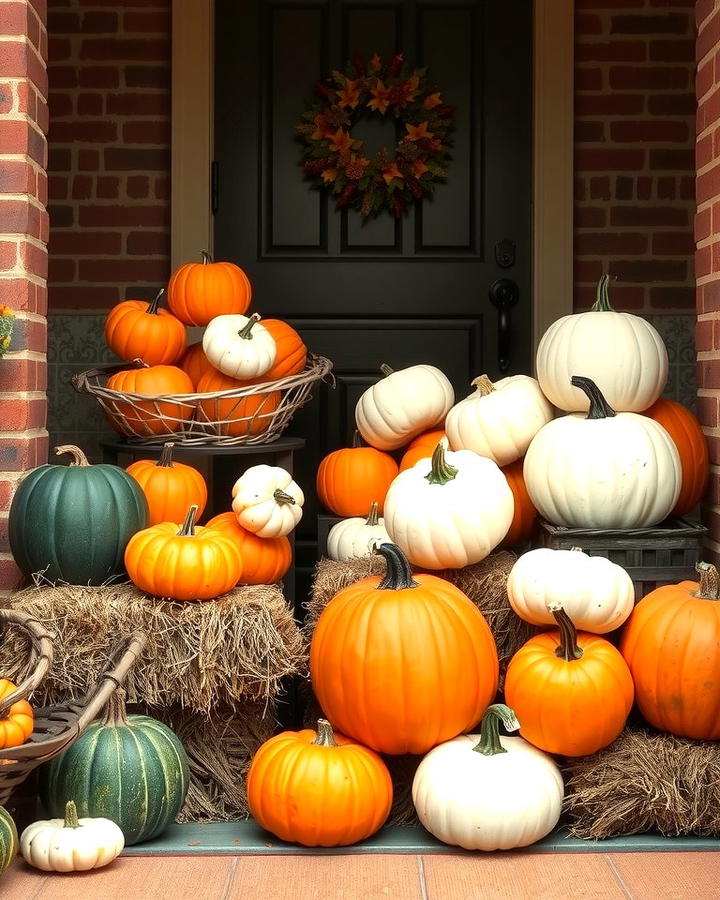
[
  {"xmin": 563, "ymin": 727, "xmax": 720, "ymax": 840},
  {"xmin": 2, "ymin": 583, "xmax": 305, "ymax": 714}
]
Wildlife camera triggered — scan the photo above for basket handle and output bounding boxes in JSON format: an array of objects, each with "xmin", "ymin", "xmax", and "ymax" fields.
[
  {"xmin": 72, "ymin": 358, "xmax": 148, "ymax": 392},
  {"xmin": 0, "ymin": 610, "xmax": 54, "ymax": 718},
  {"xmin": 73, "ymin": 632, "xmax": 147, "ymax": 732}
]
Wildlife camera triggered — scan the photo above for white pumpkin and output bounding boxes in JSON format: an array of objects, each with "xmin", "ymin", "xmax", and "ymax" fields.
[
  {"xmin": 20, "ymin": 801, "xmax": 124, "ymax": 873},
  {"xmin": 231, "ymin": 464, "xmax": 304, "ymax": 537},
  {"xmin": 202, "ymin": 312, "xmax": 277, "ymax": 379},
  {"xmin": 355, "ymin": 363, "xmax": 454, "ymax": 451},
  {"xmin": 327, "ymin": 501, "xmax": 391, "ymax": 561},
  {"xmin": 508, "ymin": 547, "xmax": 634, "ymax": 633},
  {"xmin": 383, "ymin": 441, "xmax": 514, "ymax": 569},
  {"xmin": 536, "ymin": 275, "xmax": 668, "ymax": 412},
  {"xmin": 445, "ymin": 373, "xmax": 554, "ymax": 466},
  {"xmin": 524, "ymin": 376, "xmax": 681, "ymax": 529},
  {"xmin": 412, "ymin": 704, "xmax": 564, "ymax": 851}
]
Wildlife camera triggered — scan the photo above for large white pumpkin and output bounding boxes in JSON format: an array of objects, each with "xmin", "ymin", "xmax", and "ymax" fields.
[
  {"xmin": 203, "ymin": 312, "xmax": 277, "ymax": 379},
  {"xmin": 507, "ymin": 547, "xmax": 635, "ymax": 633},
  {"xmin": 231, "ymin": 464, "xmax": 304, "ymax": 537},
  {"xmin": 412, "ymin": 704, "xmax": 564, "ymax": 851},
  {"xmin": 383, "ymin": 441, "xmax": 514, "ymax": 569},
  {"xmin": 326, "ymin": 501, "xmax": 391, "ymax": 561},
  {"xmin": 524, "ymin": 376, "xmax": 681, "ymax": 529},
  {"xmin": 355, "ymin": 364, "xmax": 454, "ymax": 451},
  {"xmin": 536, "ymin": 275, "xmax": 668, "ymax": 412},
  {"xmin": 445, "ymin": 373, "xmax": 554, "ymax": 466}
]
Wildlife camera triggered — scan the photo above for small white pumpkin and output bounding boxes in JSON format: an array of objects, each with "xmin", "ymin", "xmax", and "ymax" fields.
[
  {"xmin": 202, "ymin": 312, "xmax": 277, "ymax": 379},
  {"xmin": 20, "ymin": 800, "xmax": 124, "ymax": 873},
  {"xmin": 355, "ymin": 363, "xmax": 454, "ymax": 451},
  {"xmin": 524, "ymin": 376, "xmax": 681, "ymax": 529},
  {"xmin": 536, "ymin": 275, "xmax": 668, "ymax": 413},
  {"xmin": 383, "ymin": 441, "xmax": 514, "ymax": 569},
  {"xmin": 445, "ymin": 373, "xmax": 554, "ymax": 466},
  {"xmin": 327, "ymin": 501, "xmax": 391, "ymax": 561},
  {"xmin": 508, "ymin": 547, "xmax": 635, "ymax": 633},
  {"xmin": 232, "ymin": 464, "xmax": 304, "ymax": 537},
  {"xmin": 412, "ymin": 704, "xmax": 564, "ymax": 851}
]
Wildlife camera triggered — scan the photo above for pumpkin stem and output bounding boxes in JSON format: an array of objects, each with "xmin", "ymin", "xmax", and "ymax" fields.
[
  {"xmin": 548, "ymin": 601, "xmax": 584, "ymax": 661},
  {"xmin": 64, "ymin": 800, "xmax": 80, "ymax": 829},
  {"xmin": 352, "ymin": 430, "xmax": 365, "ymax": 449},
  {"xmin": 376, "ymin": 542, "xmax": 418, "ymax": 590},
  {"xmin": 311, "ymin": 719, "xmax": 338, "ymax": 747},
  {"xmin": 200, "ymin": 250, "xmax": 213, "ymax": 264},
  {"xmin": 472, "ymin": 704, "xmax": 520, "ymax": 756},
  {"xmin": 273, "ymin": 489, "xmax": 296, "ymax": 506},
  {"xmin": 365, "ymin": 501, "xmax": 379, "ymax": 527},
  {"xmin": 425, "ymin": 441, "xmax": 458, "ymax": 486},
  {"xmin": 102, "ymin": 689, "xmax": 131, "ymax": 728},
  {"xmin": 592, "ymin": 274, "xmax": 614, "ymax": 312},
  {"xmin": 380, "ymin": 363, "xmax": 394, "ymax": 377},
  {"xmin": 570, "ymin": 376, "xmax": 617, "ymax": 420},
  {"xmin": 471, "ymin": 374, "xmax": 495, "ymax": 396},
  {"xmin": 157, "ymin": 442, "xmax": 175, "ymax": 468},
  {"xmin": 695, "ymin": 562, "xmax": 720, "ymax": 600},
  {"xmin": 55, "ymin": 445, "xmax": 90, "ymax": 467},
  {"xmin": 570, "ymin": 546, "xmax": 583, "ymax": 553},
  {"xmin": 147, "ymin": 288, "xmax": 165, "ymax": 316},
  {"xmin": 177, "ymin": 505, "xmax": 199, "ymax": 536},
  {"xmin": 237, "ymin": 312, "xmax": 262, "ymax": 340}
]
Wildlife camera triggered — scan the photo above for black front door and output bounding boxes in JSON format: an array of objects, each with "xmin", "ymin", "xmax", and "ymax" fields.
[{"xmin": 214, "ymin": 0, "xmax": 532, "ymax": 590}]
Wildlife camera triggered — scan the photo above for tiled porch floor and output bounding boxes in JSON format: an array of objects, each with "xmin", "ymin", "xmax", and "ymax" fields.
[{"xmin": 4, "ymin": 851, "xmax": 718, "ymax": 899}]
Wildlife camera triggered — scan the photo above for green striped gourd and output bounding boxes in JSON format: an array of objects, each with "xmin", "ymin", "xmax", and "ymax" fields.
[
  {"xmin": 39, "ymin": 692, "xmax": 189, "ymax": 846},
  {"xmin": 0, "ymin": 806, "xmax": 17, "ymax": 877}
]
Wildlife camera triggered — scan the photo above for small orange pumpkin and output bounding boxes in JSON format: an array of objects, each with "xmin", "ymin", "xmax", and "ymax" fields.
[
  {"xmin": 316, "ymin": 432, "xmax": 399, "ymax": 517},
  {"xmin": 105, "ymin": 363, "xmax": 195, "ymax": 436},
  {"xmin": 178, "ymin": 341, "xmax": 218, "ymax": 390},
  {"xmin": 104, "ymin": 289, "xmax": 187, "ymax": 367},
  {"xmin": 0, "ymin": 679, "xmax": 33, "ymax": 750},
  {"xmin": 196, "ymin": 369, "xmax": 281, "ymax": 436},
  {"xmin": 206, "ymin": 512, "xmax": 291, "ymax": 584},
  {"xmin": 501, "ymin": 457, "xmax": 537, "ymax": 547},
  {"xmin": 167, "ymin": 250, "xmax": 252, "ymax": 326},
  {"xmin": 247, "ymin": 718, "xmax": 392, "ymax": 847},
  {"xmin": 126, "ymin": 442, "xmax": 208, "ymax": 526},
  {"xmin": 261, "ymin": 319, "xmax": 307, "ymax": 381},
  {"xmin": 399, "ymin": 429, "xmax": 446, "ymax": 472}
]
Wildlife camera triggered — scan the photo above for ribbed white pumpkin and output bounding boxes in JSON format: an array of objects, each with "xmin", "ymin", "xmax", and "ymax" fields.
[
  {"xmin": 536, "ymin": 275, "xmax": 668, "ymax": 412},
  {"xmin": 327, "ymin": 501, "xmax": 391, "ymax": 561},
  {"xmin": 231, "ymin": 464, "xmax": 304, "ymax": 537},
  {"xmin": 383, "ymin": 442, "xmax": 514, "ymax": 569},
  {"xmin": 445, "ymin": 374, "xmax": 554, "ymax": 466},
  {"xmin": 355, "ymin": 364, "xmax": 454, "ymax": 451},
  {"xmin": 412, "ymin": 705, "xmax": 563, "ymax": 852},
  {"xmin": 507, "ymin": 547, "xmax": 635, "ymax": 633},
  {"xmin": 524, "ymin": 376, "xmax": 681, "ymax": 529},
  {"xmin": 203, "ymin": 312, "xmax": 277, "ymax": 379}
]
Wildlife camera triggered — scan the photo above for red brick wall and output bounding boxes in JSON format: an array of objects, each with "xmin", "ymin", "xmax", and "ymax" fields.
[
  {"xmin": 0, "ymin": 0, "xmax": 49, "ymax": 590},
  {"xmin": 47, "ymin": 0, "xmax": 171, "ymax": 310},
  {"xmin": 575, "ymin": 1, "xmax": 696, "ymax": 312}
]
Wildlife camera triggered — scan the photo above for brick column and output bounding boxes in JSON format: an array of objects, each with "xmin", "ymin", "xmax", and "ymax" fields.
[{"xmin": 0, "ymin": 0, "xmax": 49, "ymax": 591}]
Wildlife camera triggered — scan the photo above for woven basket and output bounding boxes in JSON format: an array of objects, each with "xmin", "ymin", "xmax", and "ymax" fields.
[
  {"xmin": 0, "ymin": 609, "xmax": 145, "ymax": 807},
  {"xmin": 72, "ymin": 354, "xmax": 334, "ymax": 446}
]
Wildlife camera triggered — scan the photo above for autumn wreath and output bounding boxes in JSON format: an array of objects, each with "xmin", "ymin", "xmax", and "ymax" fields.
[{"xmin": 296, "ymin": 52, "xmax": 454, "ymax": 219}]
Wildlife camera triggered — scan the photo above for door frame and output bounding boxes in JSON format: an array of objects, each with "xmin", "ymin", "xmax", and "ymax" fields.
[{"xmin": 171, "ymin": 0, "xmax": 574, "ymax": 351}]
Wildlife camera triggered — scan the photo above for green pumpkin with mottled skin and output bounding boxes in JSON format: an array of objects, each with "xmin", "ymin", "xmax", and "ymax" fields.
[
  {"xmin": 38, "ymin": 693, "xmax": 189, "ymax": 846},
  {"xmin": 0, "ymin": 806, "xmax": 18, "ymax": 878}
]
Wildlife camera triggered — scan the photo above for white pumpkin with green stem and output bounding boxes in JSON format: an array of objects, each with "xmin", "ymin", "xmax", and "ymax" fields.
[
  {"xmin": 536, "ymin": 274, "xmax": 668, "ymax": 412},
  {"xmin": 231, "ymin": 464, "xmax": 304, "ymax": 537},
  {"xmin": 20, "ymin": 801, "xmax": 124, "ymax": 872},
  {"xmin": 383, "ymin": 441, "xmax": 513, "ymax": 569},
  {"xmin": 412, "ymin": 705, "xmax": 564, "ymax": 851},
  {"xmin": 327, "ymin": 501, "xmax": 391, "ymax": 561},
  {"xmin": 203, "ymin": 312, "xmax": 277, "ymax": 380}
]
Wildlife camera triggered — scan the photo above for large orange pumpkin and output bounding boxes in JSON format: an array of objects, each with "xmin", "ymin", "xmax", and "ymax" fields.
[
  {"xmin": 316, "ymin": 433, "xmax": 398, "ymax": 517},
  {"xmin": 310, "ymin": 542, "xmax": 499, "ymax": 755},
  {"xmin": 643, "ymin": 398, "xmax": 710, "ymax": 516},
  {"xmin": 501, "ymin": 457, "xmax": 537, "ymax": 546},
  {"xmin": 504, "ymin": 603, "xmax": 634, "ymax": 757},
  {"xmin": 206, "ymin": 512, "xmax": 291, "ymax": 584},
  {"xmin": 167, "ymin": 250, "xmax": 252, "ymax": 326},
  {"xmin": 179, "ymin": 341, "xmax": 218, "ymax": 389},
  {"xmin": 105, "ymin": 364, "xmax": 195, "ymax": 436},
  {"xmin": 399, "ymin": 429, "xmax": 446, "ymax": 472},
  {"xmin": 124, "ymin": 505, "xmax": 241, "ymax": 601},
  {"xmin": 0, "ymin": 679, "xmax": 33, "ymax": 750},
  {"xmin": 247, "ymin": 718, "xmax": 392, "ymax": 847},
  {"xmin": 126, "ymin": 443, "xmax": 208, "ymax": 526},
  {"xmin": 196, "ymin": 369, "xmax": 281, "ymax": 437},
  {"xmin": 620, "ymin": 562, "xmax": 720, "ymax": 740},
  {"xmin": 104, "ymin": 289, "xmax": 186, "ymax": 367},
  {"xmin": 261, "ymin": 319, "xmax": 307, "ymax": 381}
]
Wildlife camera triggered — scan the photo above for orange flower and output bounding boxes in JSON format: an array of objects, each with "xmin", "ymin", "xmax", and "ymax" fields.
[
  {"xmin": 423, "ymin": 92, "xmax": 442, "ymax": 110},
  {"xmin": 321, "ymin": 168, "xmax": 338, "ymax": 184},
  {"xmin": 382, "ymin": 163, "xmax": 403, "ymax": 185},
  {"xmin": 369, "ymin": 53, "xmax": 382, "ymax": 73},
  {"xmin": 411, "ymin": 159, "xmax": 429, "ymax": 178},
  {"xmin": 329, "ymin": 128, "xmax": 354, "ymax": 153},
  {"xmin": 337, "ymin": 79, "xmax": 363, "ymax": 109},
  {"xmin": 368, "ymin": 80, "xmax": 392, "ymax": 114},
  {"xmin": 405, "ymin": 121, "xmax": 433, "ymax": 141},
  {"xmin": 399, "ymin": 74, "xmax": 420, "ymax": 104},
  {"xmin": 311, "ymin": 114, "xmax": 332, "ymax": 140}
]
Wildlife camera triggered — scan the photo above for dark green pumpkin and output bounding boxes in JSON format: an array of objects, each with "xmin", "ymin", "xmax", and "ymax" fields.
[
  {"xmin": 9, "ymin": 444, "xmax": 148, "ymax": 585},
  {"xmin": 0, "ymin": 806, "xmax": 17, "ymax": 878},
  {"xmin": 39, "ymin": 692, "xmax": 189, "ymax": 845}
]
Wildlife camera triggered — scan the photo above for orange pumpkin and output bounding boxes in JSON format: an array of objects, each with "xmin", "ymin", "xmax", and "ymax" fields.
[
  {"xmin": 643, "ymin": 398, "xmax": 710, "ymax": 516},
  {"xmin": 501, "ymin": 457, "xmax": 537, "ymax": 546},
  {"xmin": 179, "ymin": 341, "xmax": 218, "ymax": 389},
  {"xmin": 206, "ymin": 512, "xmax": 291, "ymax": 584},
  {"xmin": 620, "ymin": 562, "xmax": 720, "ymax": 740},
  {"xmin": 504, "ymin": 603, "xmax": 634, "ymax": 757},
  {"xmin": 261, "ymin": 319, "xmax": 307, "ymax": 381},
  {"xmin": 0, "ymin": 679, "xmax": 33, "ymax": 750},
  {"xmin": 105, "ymin": 364, "xmax": 195, "ymax": 437},
  {"xmin": 310, "ymin": 543, "xmax": 499, "ymax": 755},
  {"xmin": 124, "ymin": 505, "xmax": 241, "ymax": 601},
  {"xmin": 247, "ymin": 718, "xmax": 392, "ymax": 847},
  {"xmin": 126, "ymin": 443, "xmax": 208, "ymax": 526},
  {"xmin": 196, "ymin": 369, "xmax": 281, "ymax": 437},
  {"xmin": 104, "ymin": 289, "xmax": 186, "ymax": 367},
  {"xmin": 316, "ymin": 433, "xmax": 398, "ymax": 516},
  {"xmin": 399, "ymin": 429, "xmax": 446, "ymax": 472},
  {"xmin": 167, "ymin": 251, "xmax": 252, "ymax": 326}
]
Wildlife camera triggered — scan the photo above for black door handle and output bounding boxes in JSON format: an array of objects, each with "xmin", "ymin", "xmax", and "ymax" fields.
[{"xmin": 489, "ymin": 278, "xmax": 519, "ymax": 373}]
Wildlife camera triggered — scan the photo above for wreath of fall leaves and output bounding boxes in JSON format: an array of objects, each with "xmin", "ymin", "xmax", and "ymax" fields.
[{"xmin": 296, "ymin": 52, "xmax": 454, "ymax": 219}]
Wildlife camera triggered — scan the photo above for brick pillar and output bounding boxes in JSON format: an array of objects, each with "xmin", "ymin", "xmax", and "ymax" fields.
[{"xmin": 0, "ymin": 0, "xmax": 49, "ymax": 591}]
